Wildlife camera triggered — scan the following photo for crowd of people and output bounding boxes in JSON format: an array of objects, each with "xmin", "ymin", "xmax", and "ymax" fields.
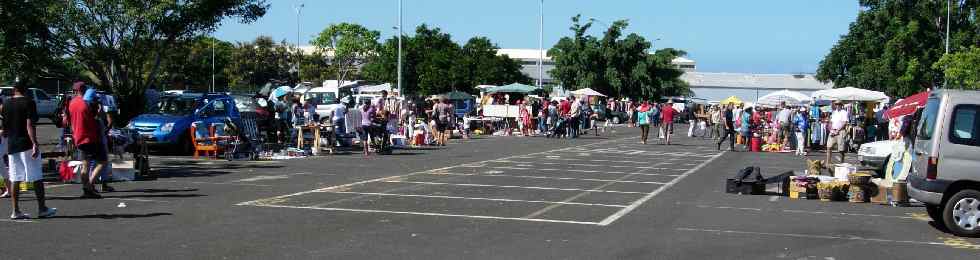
[{"xmin": 0, "ymin": 80, "xmax": 129, "ymax": 219}]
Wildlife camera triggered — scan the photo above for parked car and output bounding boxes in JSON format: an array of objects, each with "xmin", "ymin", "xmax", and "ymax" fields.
[
  {"xmin": 908, "ymin": 89, "xmax": 980, "ymax": 237},
  {"xmin": 0, "ymin": 87, "xmax": 57, "ymax": 119},
  {"xmin": 857, "ymin": 139, "xmax": 902, "ymax": 175},
  {"xmin": 127, "ymin": 93, "xmax": 241, "ymax": 153},
  {"xmin": 232, "ymin": 94, "xmax": 272, "ymax": 134},
  {"xmin": 592, "ymin": 104, "xmax": 628, "ymax": 124}
]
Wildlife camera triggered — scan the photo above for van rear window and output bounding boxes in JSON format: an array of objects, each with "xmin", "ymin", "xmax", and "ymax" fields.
[{"xmin": 917, "ymin": 97, "xmax": 940, "ymax": 140}]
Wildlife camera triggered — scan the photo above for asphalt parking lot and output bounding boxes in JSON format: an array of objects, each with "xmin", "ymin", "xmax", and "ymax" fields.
[{"xmin": 1, "ymin": 124, "xmax": 979, "ymax": 259}]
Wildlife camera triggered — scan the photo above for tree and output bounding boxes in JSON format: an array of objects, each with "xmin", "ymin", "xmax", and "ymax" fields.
[
  {"xmin": 549, "ymin": 15, "xmax": 688, "ymax": 100},
  {"xmin": 0, "ymin": 0, "xmax": 81, "ymax": 81},
  {"xmin": 160, "ymin": 36, "xmax": 235, "ymax": 92},
  {"xmin": 934, "ymin": 46, "xmax": 980, "ymax": 89},
  {"xmin": 362, "ymin": 24, "xmax": 528, "ymax": 96},
  {"xmin": 14, "ymin": 0, "xmax": 269, "ymax": 122},
  {"xmin": 311, "ymin": 23, "xmax": 380, "ymax": 85},
  {"xmin": 817, "ymin": 1, "xmax": 980, "ymax": 97},
  {"xmin": 227, "ymin": 36, "xmax": 299, "ymax": 92}
]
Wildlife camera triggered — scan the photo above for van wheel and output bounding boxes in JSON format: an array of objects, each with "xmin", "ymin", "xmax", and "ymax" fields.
[{"xmin": 943, "ymin": 189, "xmax": 980, "ymax": 237}]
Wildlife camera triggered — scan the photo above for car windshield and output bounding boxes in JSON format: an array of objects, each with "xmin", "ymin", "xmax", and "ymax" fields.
[
  {"xmin": 917, "ymin": 96, "xmax": 941, "ymax": 140},
  {"xmin": 154, "ymin": 97, "xmax": 198, "ymax": 115},
  {"xmin": 306, "ymin": 92, "xmax": 338, "ymax": 105}
]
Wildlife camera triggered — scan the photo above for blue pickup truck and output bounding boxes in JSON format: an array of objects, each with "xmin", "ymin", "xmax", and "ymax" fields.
[{"xmin": 127, "ymin": 93, "xmax": 240, "ymax": 153}]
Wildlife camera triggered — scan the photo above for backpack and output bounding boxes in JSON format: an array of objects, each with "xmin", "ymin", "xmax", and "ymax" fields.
[{"xmin": 726, "ymin": 166, "xmax": 765, "ymax": 195}]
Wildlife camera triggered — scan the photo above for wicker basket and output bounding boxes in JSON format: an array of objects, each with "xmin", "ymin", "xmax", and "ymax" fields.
[{"xmin": 848, "ymin": 172, "xmax": 873, "ymax": 185}]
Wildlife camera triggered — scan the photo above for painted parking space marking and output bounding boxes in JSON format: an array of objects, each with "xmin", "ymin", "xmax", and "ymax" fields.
[
  {"xmin": 428, "ymin": 172, "xmax": 667, "ymax": 185},
  {"xmin": 382, "ymin": 180, "xmax": 648, "ymax": 194},
  {"xmin": 316, "ymin": 191, "xmax": 629, "ymax": 208},
  {"xmin": 239, "ymin": 136, "xmax": 722, "ymax": 226}
]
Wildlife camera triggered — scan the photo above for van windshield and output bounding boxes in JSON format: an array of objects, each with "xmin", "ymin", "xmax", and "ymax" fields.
[
  {"xmin": 918, "ymin": 97, "xmax": 940, "ymax": 140},
  {"xmin": 306, "ymin": 92, "xmax": 337, "ymax": 105}
]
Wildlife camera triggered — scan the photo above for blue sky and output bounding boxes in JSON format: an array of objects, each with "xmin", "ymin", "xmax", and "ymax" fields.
[{"xmin": 215, "ymin": 0, "xmax": 859, "ymax": 74}]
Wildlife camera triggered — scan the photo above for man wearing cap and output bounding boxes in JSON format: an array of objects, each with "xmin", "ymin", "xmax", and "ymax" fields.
[
  {"xmin": 68, "ymin": 82, "xmax": 107, "ymax": 198},
  {"xmin": 2, "ymin": 80, "xmax": 56, "ymax": 219},
  {"xmin": 660, "ymin": 101, "xmax": 679, "ymax": 145}
]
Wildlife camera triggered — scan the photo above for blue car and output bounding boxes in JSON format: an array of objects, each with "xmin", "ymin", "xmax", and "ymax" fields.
[{"xmin": 127, "ymin": 93, "xmax": 241, "ymax": 153}]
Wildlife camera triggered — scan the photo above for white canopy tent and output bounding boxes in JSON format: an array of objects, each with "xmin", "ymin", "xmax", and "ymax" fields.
[
  {"xmin": 571, "ymin": 88, "xmax": 608, "ymax": 97},
  {"xmin": 756, "ymin": 90, "xmax": 812, "ymax": 107},
  {"xmin": 811, "ymin": 87, "xmax": 889, "ymax": 103}
]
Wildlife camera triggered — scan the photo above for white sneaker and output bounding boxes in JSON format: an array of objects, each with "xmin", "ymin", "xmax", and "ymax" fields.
[
  {"xmin": 38, "ymin": 207, "xmax": 57, "ymax": 218},
  {"xmin": 10, "ymin": 212, "xmax": 30, "ymax": 220}
]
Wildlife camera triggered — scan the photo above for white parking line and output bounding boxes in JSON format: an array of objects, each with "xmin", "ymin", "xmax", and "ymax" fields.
[
  {"xmin": 238, "ymin": 137, "xmax": 634, "ymax": 206},
  {"xmin": 469, "ymin": 166, "xmax": 685, "ymax": 176},
  {"xmin": 514, "ymin": 156, "xmax": 655, "ymax": 164},
  {"xmin": 597, "ymin": 151, "xmax": 725, "ymax": 226},
  {"xmin": 428, "ymin": 172, "xmax": 667, "ymax": 185},
  {"xmin": 491, "ymin": 160, "xmax": 673, "ymax": 170},
  {"xmin": 251, "ymin": 203, "xmax": 601, "ymax": 225},
  {"xmin": 383, "ymin": 180, "xmax": 647, "ymax": 194},
  {"xmin": 317, "ymin": 191, "xmax": 629, "ymax": 207}
]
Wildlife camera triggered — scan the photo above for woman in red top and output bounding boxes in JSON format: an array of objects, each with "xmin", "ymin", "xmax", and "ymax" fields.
[{"xmin": 519, "ymin": 100, "xmax": 532, "ymax": 136}]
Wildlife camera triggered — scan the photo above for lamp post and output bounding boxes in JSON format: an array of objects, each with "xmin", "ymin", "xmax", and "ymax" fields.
[
  {"xmin": 538, "ymin": 0, "xmax": 544, "ymax": 88},
  {"xmin": 398, "ymin": 0, "xmax": 403, "ymax": 95},
  {"xmin": 295, "ymin": 2, "xmax": 305, "ymax": 83}
]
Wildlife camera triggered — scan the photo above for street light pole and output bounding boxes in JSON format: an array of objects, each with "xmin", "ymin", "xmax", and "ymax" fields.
[
  {"xmin": 295, "ymin": 2, "xmax": 305, "ymax": 82},
  {"xmin": 398, "ymin": 0, "xmax": 403, "ymax": 95},
  {"xmin": 538, "ymin": 0, "xmax": 544, "ymax": 88}
]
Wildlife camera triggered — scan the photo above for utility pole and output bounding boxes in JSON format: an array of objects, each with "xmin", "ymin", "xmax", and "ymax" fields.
[
  {"xmin": 398, "ymin": 0, "xmax": 403, "ymax": 95},
  {"xmin": 538, "ymin": 0, "xmax": 544, "ymax": 88}
]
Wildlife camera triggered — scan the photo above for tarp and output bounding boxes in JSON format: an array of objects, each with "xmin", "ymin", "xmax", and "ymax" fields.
[
  {"xmin": 357, "ymin": 83, "xmax": 392, "ymax": 93},
  {"xmin": 485, "ymin": 83, "xmax": 540, "ymax": 94},
  {"xmin": 720, "ymin": 96, "xmax": 743, "ymax": 105},
  {"xmin": 272, "ymin": 86, "xmax": 293, "ymax": 98},
  {"xmin": 756, "ymin": 90, "xmax": 812, "ymax": 107},
  {"xmin": 571, "ymin": 88, "xmax": 608, "ymax": 97},
  {"xmin": 811, "ymin": 87, "xmax": 889, "ymax": 102},
  {"xmin": 885, "ymin": 91, "xmax": 930, "ymax": 119}
]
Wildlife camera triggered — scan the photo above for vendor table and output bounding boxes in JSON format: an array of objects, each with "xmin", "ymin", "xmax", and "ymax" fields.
[{"xmin": 294, "ymin": 124, "xmax": 322, "ymax": 154}]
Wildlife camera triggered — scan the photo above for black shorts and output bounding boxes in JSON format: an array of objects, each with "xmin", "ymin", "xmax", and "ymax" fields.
[
  {"xmin": 77, "ymin": 142, "xmax": 108, "ymax": 162},
  {"xmin": 436, "ymin": 120, "xmax": 449, "ymax": 132}
]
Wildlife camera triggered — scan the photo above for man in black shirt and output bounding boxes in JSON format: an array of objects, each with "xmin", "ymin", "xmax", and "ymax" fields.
[
  {"xmin": 717, "ymin": 104, "xmax": 736, "ymax": 151},
  {"xmin": 1, "ymin": 81, "xmax": 56, "ymax": 219}
]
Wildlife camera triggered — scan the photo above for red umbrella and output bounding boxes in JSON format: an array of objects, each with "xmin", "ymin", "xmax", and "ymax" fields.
[{"xmin": 885, "ymin": 91, "xmax": 930, "ymax": 119}]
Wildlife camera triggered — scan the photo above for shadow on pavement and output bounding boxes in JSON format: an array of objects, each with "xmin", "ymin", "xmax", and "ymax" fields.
[
  {"xmin": 47, "ymin": 193, "xmax": 206, "ymax": 201},
  {"xmin": 49, "ymin": 212, "xmax": 173, "ymax": 219}
]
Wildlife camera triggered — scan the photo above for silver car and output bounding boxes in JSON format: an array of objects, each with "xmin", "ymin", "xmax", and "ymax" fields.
[{"xmin": 908, "ymin": 89, "xmax": 980, "ymax": 237}]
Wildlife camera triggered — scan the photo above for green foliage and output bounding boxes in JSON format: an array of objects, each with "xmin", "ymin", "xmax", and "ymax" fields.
[
  {"xmin": 0, "ymin": 0, "xmax": 82, "ymax": 81},
  {"xmin": 226, "ymin": 36, "xmax": 299, "ymax": 92},
  {"xmin": 548, "ymin": 15, "xmax": 688, "ymax": 100},
  {"xmin": 934, "ymin": 47, "xmax": 980, "ymax": 89},
  {"xmin": 16, "ymin": 0, "xmax": 270, "ymax": 123},
  {"xmin": 311, "ymin": 23, "xmax": 380, "ymax": 85},
  {"xmin": 362, "ymin": 24, "xmax": 529, "ymax": 96},
  {"xmin": 160, "ymin": 36, "xmax": 235, "ymax": 92},
  {"xmin": 817, "ymin": 1, "xmax": 980, "ymax": 97}
]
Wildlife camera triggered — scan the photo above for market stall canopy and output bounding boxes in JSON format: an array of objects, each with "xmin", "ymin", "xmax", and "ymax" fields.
[
  {"xmin": 272, "ymin": 86, "xmax": 293, "ymax": 98},
  {"xmin": 485, "ymin": 83, "xmax": 540, "ymax": 94},
  {"xmin": 443, "ymin": 91, "xmax": 475, "ymax": 100},
  {"xmin": 719, "ymin": 96, "xmax": 743, "ymax": 105},
  {"xmin": 885, "ymin": 90, "xmax": 930, "ymax": 119},
  {"xmin": 756, "ymin": 90, "xmax": 812, "ymax": 107},
  {"xmin": 811, "ymin": 87, "xmax": 889, "ymax": 102},
  {"xmin": 570, "ymin": 88, "xmax": 607, "ymax": 97}
]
